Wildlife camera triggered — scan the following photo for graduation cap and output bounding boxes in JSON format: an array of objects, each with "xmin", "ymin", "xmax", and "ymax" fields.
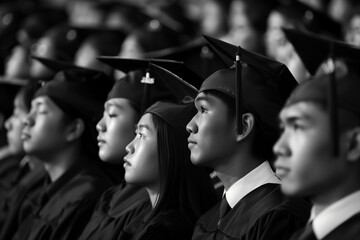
[
  {"xmin": 98, "ymin": 57, "xmax": 197, "ymax": 113},
  {"xmin": 97, "ymin": 56, "xmax": 203, "ymax": 88},
  {"xmin": 32, "ymin": 57, "xmax": 113, "ymax": 120},
  {"xmin": 201, "ymin": 35, "xmax": 298, "ymax": 151},
  {"xmin": 282, "ymin": 28, "xmax": 360, "ymax": 156},
  {"xmin": 144, "ymin": 37, "xmax": 226, "ymax": 79},
  {"xmin": 277, "ymin": 0, "xmax": 342, "ymax": 38},
  {"xmin": 144, "ymin": 63, "xmax": 198, "ymax": 137}
]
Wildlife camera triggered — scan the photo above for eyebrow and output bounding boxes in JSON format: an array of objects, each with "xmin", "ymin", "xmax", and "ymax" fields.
[
  {"xmin": 135, "ymin": 124, "xmax": 151, "ymax": 131},
  {"xmin": 281, "ymin": 112, "xmax": 313, "ymax": 126},
  {"xmin": 105, "ymin": 102, "xmax": 125, "ymax": 111}
]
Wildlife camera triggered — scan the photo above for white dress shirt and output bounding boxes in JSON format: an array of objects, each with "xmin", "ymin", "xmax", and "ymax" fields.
[{"xmin": 224, "ymin": 161, "xmax": 281, "ymax": 208}]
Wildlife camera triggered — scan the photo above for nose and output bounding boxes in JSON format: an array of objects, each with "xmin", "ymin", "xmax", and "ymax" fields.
[
  {"xmin": 22, "ymin": 112, "xmax": 34, "ymax": 127},
  {"xmin": 273, "ymin": 132, "xmax": 290, "ymax": 158},
  {"xmin": 96, "ymin": 117, "xmax": 106, "ymax": 133},
  {"xmin": 125, "ymin": 138, "xmax": 135, "ymax": 155},
  {"xmin": 4, "ymin": 116, "xmax": 12, "ymax": 130},
  {"xmin": 186, "ymin": 115, "xmax": 198, "ymax": 134}
]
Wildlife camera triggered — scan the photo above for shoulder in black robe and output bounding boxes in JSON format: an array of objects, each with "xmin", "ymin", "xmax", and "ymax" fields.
[
  {"xmin": 0, "ymin": 165, "xmax": 46, "ymax": 238},
  {"xmin": 192, "ymin": 183, "xmax": 311, "ymax": 240},
  {"xmin": 132, "ymin": 209, "xmax": 194, "ymax": 240},
  {"xmin": 11, "ymin": 163, "xmax": 114, "ymax": 240},
  {"xmin": 78, "ymin": 181, "xmax": 150, "ymax": 240}
]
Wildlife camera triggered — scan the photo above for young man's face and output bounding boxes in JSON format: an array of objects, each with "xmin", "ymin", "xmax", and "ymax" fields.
[
  {"xmin": 274, "ymin": 101, "xmax": 348, "ymax": 199},
  {"xmin": 186, "ymin": 92, "xmax": 237, "ymax": 169},
  {"xmin": 97, "ymin": 98, "xmax": 139, "ymax": 164},
  {"xmin": 5, "ymin": 93, "xmax": 28, "ymax": 155},
  {"xmin": 22, "ymin": 96, "xmax": 71, "ymax": 159}
]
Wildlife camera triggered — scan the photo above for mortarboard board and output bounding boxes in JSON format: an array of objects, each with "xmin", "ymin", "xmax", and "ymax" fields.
[
  {"xmin": 98, "ymin": 57, "xmax": 196, "ymax": 113},
  {"xmin": 282, "ymin": 28, "xmax": 360, "ymax": 156},
  {"xmin": 97, "ymin": 56, "xmax": 203, "ymax": 88},
  {"xmin": 200, "ymin": 35, "xmax": 298, "ymax": 152},
  {"xmin": 144, "ymin": 37, "xmax": 225, "ymax": 79}
]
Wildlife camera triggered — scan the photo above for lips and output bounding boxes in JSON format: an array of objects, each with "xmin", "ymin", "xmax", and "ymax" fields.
[
  {"xmin": 123, "ymin": 157, "xmax": 131, "ymax": 167},
  {"xmin": 275, "ymin": 165, "xmax": 290, "ymax": 180},
  {"xmin": 21, "ymin": 131, "xmax": 31, "ymax": 141},
  {"xmin": 187, "ymin": 137, "xmax": 197, "ymax": 149},
  {"xmin": 97, "ymin": 136, "xmax": 106, "ymax": 146}
]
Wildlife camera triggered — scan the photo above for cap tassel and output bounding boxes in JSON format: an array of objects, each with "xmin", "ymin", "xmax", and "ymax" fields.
[
  {"xmin": 328, "ymin": 42, "xmax": 339, "ymax": 156},
  {"xmin": 236, "ymin": 46, "xmax": 243, "ymax": 135},
  {"xmin": 141, "ymin": 69, "xmax": 155, "ymax": 113}
]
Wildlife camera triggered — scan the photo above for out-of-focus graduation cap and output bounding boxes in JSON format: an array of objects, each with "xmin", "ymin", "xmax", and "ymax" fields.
[
  {"xmin": 201, "ymin": 35, "xmax": 298, "ymax": 152},
  {"xmin": 144, "ymin": 37, "xmax": 225, "ymax": 79},
  {"xmin": 282, "ymin": 28, "xmax": 360, "ymax": 156},
  {"xmin": 144, "ymin": 63, "xmax": 198, "ymax": 137},
  {"xmin": 31, "ymin": 56, "xmax": 113, "ymax": 119},
  {"xmin": 277, "ymin": 0, "xmax": 342, "ymax": 39}
]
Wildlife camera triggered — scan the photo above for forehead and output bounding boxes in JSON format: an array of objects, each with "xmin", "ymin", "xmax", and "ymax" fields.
[
  {"xmin": 31, "ymin": 96, "xmax": 56, "ymax": 108},
  {"xmin": 105, "ymin": 98, "xmax": 133, "ymax": 109},
  {"xmin": 195, "ymin": 92, "xmax": 221, "ymax": 104},
  {"xmin": 137, "ymin": 113, "xmax": 155, "ymax": 130},
  {"xmin": 280, "ymin": 101, "xmax": 327, "ymax": 122}
]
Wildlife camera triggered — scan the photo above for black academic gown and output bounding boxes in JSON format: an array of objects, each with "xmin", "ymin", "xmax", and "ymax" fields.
[
  {"xmin": 0, "ymin": 155, "xmax": 24, "ymax": 201},
  {"xmin": 290, "ymin": 212, "xmax": 360, "ymax": 240},
  {"xmin": 78, "ymin": 181, "xmax": 151, "ymax": 240},
  {"xmin": 131, "ymin": 209, "xmax": 194, "ymax": 240},
  {"xmin": 192, "ymin": 183, "xmax": 310, "ymax": 240},
  {"xmin": 0, "ymin": 165, "xmax": 46, "ymax": 238},
  {"xmin": 10, "ymin": 162, "xmax": 113, "ymax": 240}
]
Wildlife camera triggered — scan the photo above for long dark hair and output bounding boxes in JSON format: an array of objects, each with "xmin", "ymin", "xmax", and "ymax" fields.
[{"xmin": 141, "ymin": 113, "xmax": 217, "ymax": 228}]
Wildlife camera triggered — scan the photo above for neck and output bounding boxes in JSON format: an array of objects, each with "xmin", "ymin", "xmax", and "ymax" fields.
[
  {"xmin": 146, "ymin": 185, "xmax": 160, "ymax": 209},
  {"xmin": 41, "ymin": 145, "xmax": 85, "ymax": 182},
  {"xmin": 311, "ymin": 174, "xmax": 360, "ymax": 217},
  {"xmin": 214, "ymin": 150, "xmax": 263, "ymax": 191}
]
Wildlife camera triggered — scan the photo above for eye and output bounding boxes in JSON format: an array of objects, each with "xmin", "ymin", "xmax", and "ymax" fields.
[
  {"xmin": 200, "ymin": 106, "xmax": 207, "ymax": 114},
  {"xmin": 108, "ymin": 114, "xmax": 117, "ymax": 118}
]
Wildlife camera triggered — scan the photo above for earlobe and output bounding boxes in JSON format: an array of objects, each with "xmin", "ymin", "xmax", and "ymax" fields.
[
  {"xmin": 66, "ymin": 119, "xmax": 85, "ymax": 142},
  {"xmin": 236, "ymin": 113, "xmax": 255, "ymax": 142},
  {"xmin": 346, "ymin": 127, "xmax": 360, "ymax": 162}
]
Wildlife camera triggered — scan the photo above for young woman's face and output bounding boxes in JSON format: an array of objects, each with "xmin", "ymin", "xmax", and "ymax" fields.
[
  {"xmin": 273, "ymin": 102, "xmax": 349, "ymax": 200},
  {"xmin": 186, "ymin": 92, "xmax": 237, "ymax": 169},
  {"xmin": 22, "ymin": 96, "xmax": 71, "ymax": 158},
  {"xmin": 4, "ymin": 93, "xmax": 28, "ymax": 155},
  {"xmin": 97, "ymin": 98, "xmax": 139, "ymax": 164},
  {"xmin": 124, "ymin": 113, "xmax": 160, "ymax": 189}
]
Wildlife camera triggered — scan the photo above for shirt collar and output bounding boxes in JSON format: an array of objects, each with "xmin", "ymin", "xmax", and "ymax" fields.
[
  {"xmin": 224, "ymin": 161, "xmax": 281, "ymax": 208},
  {"xmin": 310, "ymin": 190, "xmax": 360, "ymax": 239}
]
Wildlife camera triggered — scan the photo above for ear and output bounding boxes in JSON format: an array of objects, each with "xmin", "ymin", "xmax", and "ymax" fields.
[
  {"xmin": 65, "ymin": 119, "xmax": 85, "ymax": 142},
  {"xmin": 235, "ymin": 113, "xmax": 255, "ymax": 142},
  {"xmin": 346, "ymin": 127, "xmax": 360, "ymax": 162}
]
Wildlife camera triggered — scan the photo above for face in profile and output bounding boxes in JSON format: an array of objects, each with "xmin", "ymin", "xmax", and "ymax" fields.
[
  {"xmin": 124, "ymin": 113, "xmax": 160, "ymax": 189},
  {"xmin": 273, "ymin": 102, "xmax": 349, "ymax": 199},
  {"xmin": 5, "ymin": 92, "xmax": 28, "ymax": 155},
  {"xmin": 22, "ymin": 96, "xmax": 71, "ymax": 158},
  {"xmin": 186, "ymin": 92, "xmax": 237, "ymax": 168},
  {"xmin": 97, "ymin": 98, "xmax": 139, "ymax": 164}
]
